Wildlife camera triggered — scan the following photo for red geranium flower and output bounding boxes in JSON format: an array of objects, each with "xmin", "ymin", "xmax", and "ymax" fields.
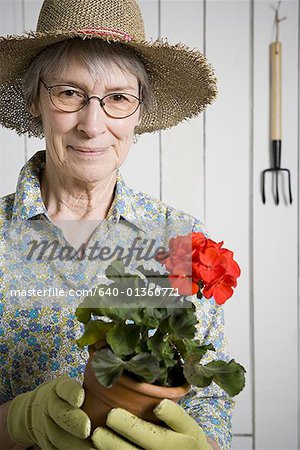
[
  {"xmin": 157, "ymin": 231, "xmax": 240, "ymax": 304},
  {"xmin": 168, "ymin": 262, "xmax": 197, "ymax": 296},
  {"xmin": 203, "ymin": 274, "xmax": 237, "ymax": 305}
]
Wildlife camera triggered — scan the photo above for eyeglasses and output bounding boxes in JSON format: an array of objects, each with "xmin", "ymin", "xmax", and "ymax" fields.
[{"xmin": 40, "ymin": 80, "xmax": 143, "ymax": 119}]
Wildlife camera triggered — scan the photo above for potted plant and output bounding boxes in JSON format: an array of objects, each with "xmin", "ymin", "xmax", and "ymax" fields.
[{"xmin": 75, "ymin": 232, "xmax": 246, "ymax": 430}]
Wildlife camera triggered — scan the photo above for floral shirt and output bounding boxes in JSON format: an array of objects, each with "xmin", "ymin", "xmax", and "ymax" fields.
[{"xmin": 0, "ymin": 151, "xmax": 234, "ymax": 449}]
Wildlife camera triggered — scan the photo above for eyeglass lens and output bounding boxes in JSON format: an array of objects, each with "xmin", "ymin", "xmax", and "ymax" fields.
[{"xmin": 49, "ymin": 85, "xmax": 140, "ymax": 118}]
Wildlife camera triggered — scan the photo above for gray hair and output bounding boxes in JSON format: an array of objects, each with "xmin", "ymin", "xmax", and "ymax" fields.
[{"xmin": 22, "ymin": 38, "xmax": 153, "ymax": 121}]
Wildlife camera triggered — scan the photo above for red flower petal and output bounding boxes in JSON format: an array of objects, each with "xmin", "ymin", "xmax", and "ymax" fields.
[
  {"xmin": 221, "ymin": 249, "xmax": 241, "ymax": 278},
  {"xmin": 203, "ymin": 274, "xmax": 237, "ymax": 304},
  {"xmin": 200, "ymin": 247, "xmax": 224, "ymax": 267},
  {"xmin": 191, "ymin": 232, "xmax": 207, "ymax": 250},
  {"xmin": 199, "ymin": 264, "xmax": 226, "ymax": 284},
  {"xmin": 169, "ymin": 274, "xmax": 195, "ymax": 296}
]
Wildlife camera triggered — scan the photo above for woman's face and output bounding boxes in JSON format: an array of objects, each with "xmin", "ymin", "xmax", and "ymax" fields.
[{"xmin": 34, "ymin": 57, "xmax": 141, "ymax": 185}]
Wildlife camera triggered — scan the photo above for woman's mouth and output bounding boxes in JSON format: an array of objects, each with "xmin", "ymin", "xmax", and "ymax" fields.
[{"xmin": 68, "ymin": 146, "xmax": 108, "ymax": 157}]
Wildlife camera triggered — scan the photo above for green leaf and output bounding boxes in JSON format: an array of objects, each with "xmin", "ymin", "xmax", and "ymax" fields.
[
  {"xmin": 106, "ymin": 323, "xmax": 140, "ymax": 356},
  {"xmin": 166, "ymin": 307, "xmax": 198, "ymax": 339},
  {"xmin": 134, "ymin": 307, "xmax": 165, "ymax": 330},
  {"xmin": 105, "ymin": 259, "xmax": 126, "ymax": 280},
  {"xmin": 125, "ymin": 308, "xmax": 146, "ymax": 325},
  {"xmin": 92, "ymin": 348, "xmax": 125, "ymax": 388},
  {"xmin": 135, "ymin": 266, "xmax": 171, "ymax": 290},
  {"xmin": 155, "ymin": 367, "xmax": 169, "ymax": 386},
  {"xmin": 102, "ymin": 306, "xmax": 134, "ymax": 322},
  {"xmin": 183, "ymin": 361, "xmax": 213, "ymax": 388},
  {"xmin": 105, "ymin": 260, "xmax": 140, "ymax": 284},
  {"xmin": 76, "ymin": 320, "xmax": 113, "ymax": 348},
  {"xmin": 125, "ymin": 353, "xmax": 162, "ymax": 383},
  {"xmin": 75, "ymin": 306, "xmax": 91, "ymax": 324},
  {"xmin": 92, "ymin": 349, "xmax": 162, "ymax": 387},
  {"xmin": 206, "ymin": 359, "xmax": 246, "ymax": 396},
  {"xmin": 134, "ymin": 266, "xmax": 190, "ymax": 308},
  {"xmin": 75, "ymin": 286, "xmax": 115, "ymax": 323},
  {"xmin": 181, "ymin": 339, "xmax": 215, "ymax": 360},
  {"xmin": 184, "ymin": 359, "xmax": 246, "ymax": 397},
  {"xmin": 147, "ymin": 331, "xmax": 176, "ymax": 369}
]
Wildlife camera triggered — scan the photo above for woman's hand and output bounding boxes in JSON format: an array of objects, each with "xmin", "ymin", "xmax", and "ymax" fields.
[
  {"xmin": 91, "ymin": 399, "xmax": 213, "ymax": 450},
  {"xmin": 6, "ymin": 375, "xmax": 94, "ymax": 450}
]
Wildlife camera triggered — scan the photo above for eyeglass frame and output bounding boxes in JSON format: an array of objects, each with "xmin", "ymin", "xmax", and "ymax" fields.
[{"xmin": 39, "ymin": 79, "xmax": 143, "ymax": 119}]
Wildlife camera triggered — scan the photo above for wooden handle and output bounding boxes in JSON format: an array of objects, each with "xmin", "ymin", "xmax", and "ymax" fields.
[{"xmin": 270, "ymin": 41, "xmax": 282, "ymax": 140}]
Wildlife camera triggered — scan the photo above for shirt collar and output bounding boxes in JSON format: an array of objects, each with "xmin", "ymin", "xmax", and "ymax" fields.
[
  {"xmin": 11, "ymin": 150, "xmax": 155, "ymax": 233},
  {"xmin": 12, "ymin": 150, "xmax": 47, "ymax": 220},
  {"xmin": 112, "ymin": 173, "xmax": 152, "ymax": 234}
]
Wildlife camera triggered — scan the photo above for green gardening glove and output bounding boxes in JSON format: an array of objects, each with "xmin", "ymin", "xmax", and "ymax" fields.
[
  {"xmin": 7, "ymin": 375, "xmax": 94, "ymax": 450},
  {"xmin": 91, "ymin": 399, "xmax": 213, "ymax": 450}
]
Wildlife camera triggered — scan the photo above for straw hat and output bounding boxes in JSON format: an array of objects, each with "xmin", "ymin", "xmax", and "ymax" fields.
[{"xmin": 0, "ymin": 0, "xmax": 217, "ymax": 137}]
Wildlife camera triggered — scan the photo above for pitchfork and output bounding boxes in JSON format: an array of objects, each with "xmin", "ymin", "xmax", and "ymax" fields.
[{"xmin": 262, "ymin": 2, "xmax": 292, "ymax": 205}]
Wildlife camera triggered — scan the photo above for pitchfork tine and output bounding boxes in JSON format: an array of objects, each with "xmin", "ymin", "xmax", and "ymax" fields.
[
  {"xmin": 287, "ymin": 169, "xmax": 293, "ymax": 204},
  {"xmin": 275, "ymin": 171, "xmax": 279, "ymax": 205},
  {"xmin": 262, "ymin": 171, "xmax": 266, "ymax": 204},
  {"xmin": 262, "ymin": 166, "xmax": 292, "ymax": 205}
]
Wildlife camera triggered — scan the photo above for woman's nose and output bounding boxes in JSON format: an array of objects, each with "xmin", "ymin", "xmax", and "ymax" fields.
[{"xmin": 77, "ymin": 98, "xmax": 108, "ymax": 137}]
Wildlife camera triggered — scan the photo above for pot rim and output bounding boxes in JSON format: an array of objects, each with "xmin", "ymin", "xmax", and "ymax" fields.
[
  {"xmin": 116, "ymin": 371, "xmax": 191, "ymax": 398},
  {"xmin": 88, "ymin": 346, "xmax": 190, "ymax": 397}
]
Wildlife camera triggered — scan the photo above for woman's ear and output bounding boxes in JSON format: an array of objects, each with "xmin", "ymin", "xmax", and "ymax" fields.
[{"xmin": 29, "ymin": 103, "xmax": 40, "ymax": 117}]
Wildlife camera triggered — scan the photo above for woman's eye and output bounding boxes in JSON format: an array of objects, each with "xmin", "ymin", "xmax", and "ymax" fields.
[
  {"xmin": 63, "ymin": 90, "xmax": 76, "ymax": 97},
  {"xmin": 62, "ymin": 89, "xmax": 82, "ymax": 97},
  {"xmin": 58, "ymin": 88, "xmax": 85, "ymax": 99},
  {"xmin": 111, "ymin": 94, "xmax": 127, "ymax": 102}
]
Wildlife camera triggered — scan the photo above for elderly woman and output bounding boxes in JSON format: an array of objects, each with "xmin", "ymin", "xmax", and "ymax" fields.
[{"xmin": 0, "ymin": 0, "xmax": 234, "ymax": 449}]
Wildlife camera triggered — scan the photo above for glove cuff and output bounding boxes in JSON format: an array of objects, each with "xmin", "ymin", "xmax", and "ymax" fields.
[{"xmin": 7, "ymin": 394, "xmax": 35, "ymax": 446}]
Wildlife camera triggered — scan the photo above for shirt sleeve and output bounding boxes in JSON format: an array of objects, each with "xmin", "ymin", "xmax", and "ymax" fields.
[
  {"xmin": 179, "ymin": 300, "xmax": 235, "ymax": 450},
  {"xmin": 178, "ymin": 218, "xmax": 235, "ymax": 450}
]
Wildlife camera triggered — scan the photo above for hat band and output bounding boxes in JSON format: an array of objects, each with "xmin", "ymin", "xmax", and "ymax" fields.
[{"xmin": 76, "ymin": 27, "xmax": 133, "ymax": 42}]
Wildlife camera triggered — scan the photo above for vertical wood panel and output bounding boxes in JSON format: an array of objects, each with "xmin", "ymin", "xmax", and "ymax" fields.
[
  {"xmin": 298, "ymin": 3, "xmax": 300, "ymax": 449},
  {"xmin": 0, "ymin": 0, "xmax": 25, "ymax": 197},
  {"xmin": 253, "ymin": 1, "xmax": 298, "ymax": 449},
  {"xmin": 121, "ymin": 0, "xmax": 160, "ymax": 198},
  {"xmin": 0, "ymin": 0, "xmax": 22, "ymax": 34},
  {"xmin": 160, "ymin": 0, "xmax": 205, "ymax": 219},
  {"xmin": 232, "ymin": 436, "xmax": 253, "ymax": 450},
  {"xmin": 206, "ymin": 0, "xmax": 252, "ymax": 437}
]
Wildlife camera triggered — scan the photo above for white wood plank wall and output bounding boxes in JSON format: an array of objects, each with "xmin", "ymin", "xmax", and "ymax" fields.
[{"xmin": 0, "ymin": 1, "xmax": 299, "ymax": 449}]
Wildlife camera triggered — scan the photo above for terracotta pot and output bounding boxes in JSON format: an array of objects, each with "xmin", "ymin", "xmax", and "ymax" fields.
[{"xmin": 81, "ymin": 351, "xmax": 190, "ymax": 431}]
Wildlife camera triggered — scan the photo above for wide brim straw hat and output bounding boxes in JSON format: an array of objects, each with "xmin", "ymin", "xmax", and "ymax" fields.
[{"xmin": 0, "ymin": 0, "xmax": 217, "ymax": 137}]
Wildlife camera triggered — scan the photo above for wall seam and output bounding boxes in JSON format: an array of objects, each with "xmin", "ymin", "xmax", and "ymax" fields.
[
  {"xmin": 249, "ymin": 0, "xmax": 255, "ymax": 449},
  {"xmin": 233, "ymin": 433, "xmax": 253, "ymax": 437},
  {"xmin": 158, "ymin": 0, "xmax": 162, "ymax": 201},
  {"xmin": 297, "ymin": 0, "xmax": 300, "ymax": 448},
  {"xmin": 203, "ymin": 0, "xmax": 207, "ymax": 224}
]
